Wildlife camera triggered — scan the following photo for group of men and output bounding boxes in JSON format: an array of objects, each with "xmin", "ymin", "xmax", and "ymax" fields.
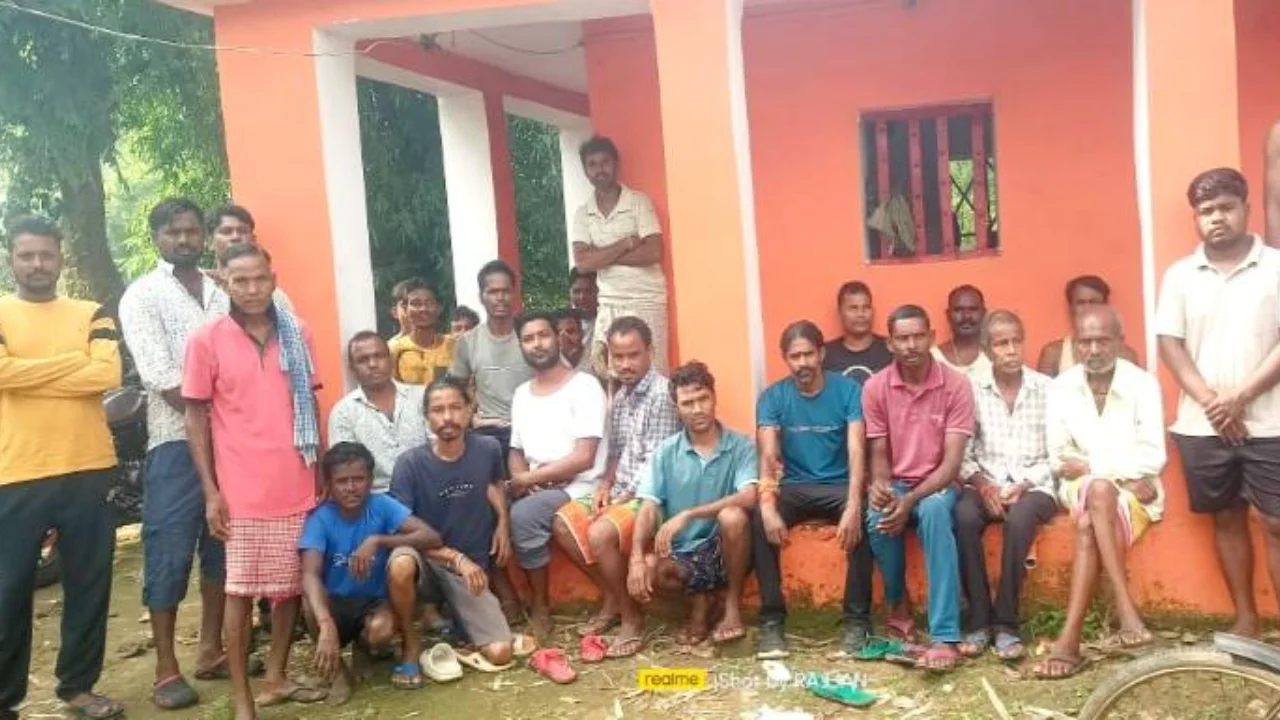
[{"xmin": 3, "ymin": 134, "xmax": 1280, "ymax": 720}]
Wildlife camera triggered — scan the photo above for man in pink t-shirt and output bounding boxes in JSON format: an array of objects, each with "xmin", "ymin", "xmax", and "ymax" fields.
[
  {"xmin": 862, "ymin": 305, "xmax": 974, "ymax": 673},
  {"xmin": 184, "ymin": 244, "xmax": 323, "ymax": 719}
]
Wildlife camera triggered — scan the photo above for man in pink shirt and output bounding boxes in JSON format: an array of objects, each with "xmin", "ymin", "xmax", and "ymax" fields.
[
  {"xmin": 863, "ymin": 305, "xmax": 975, "ymax": 673},
  {"xmin": 184, "ymin": 244, "xmax": 324, "ymax": 719}
]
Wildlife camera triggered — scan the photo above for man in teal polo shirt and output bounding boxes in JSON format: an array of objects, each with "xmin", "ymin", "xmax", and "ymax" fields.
[{"xmin": 627, "ymin": 362, "xmax": 758, "ymax": 648}]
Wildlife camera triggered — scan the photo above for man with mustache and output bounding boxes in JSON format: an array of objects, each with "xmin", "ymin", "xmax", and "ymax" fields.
[
  {"xmin": 507, "ymin": 312, "xmax": 608, "ymax": 639},
  {"xmin": 389, "ymin": 378, "xmax": 516, "ymax": 679},
  {"xmin": 0, "ymin": 215, "xmax": 125, "ymax": 720},
  {"xmin": 388, "ymin": 278, "xmax": 454, "ymax": 386},
  {"xmin": 1035, "ymin": 306, "xmax": 1165, "ymax": 679},
  {"xmin": 752, "ymin": 321, "xmax": 868, "ymax": 660},
  {"xmin": 571, "ymin": 136, "xmax": 669, "ymax": 375},
  {"xmin": 1159, "ymin": 168, "xmax": 1280, "ymax": 640},
  {"xmin": 204, "ymin": 205, "xmax": 294, "ymax": 315},
  {"xmin": 933, "ymin": 285, "xmax": 992, "ymax": 380},
  {"xmin": 864, "ymin": 306, "xmax": 973, "ymax": 673}
]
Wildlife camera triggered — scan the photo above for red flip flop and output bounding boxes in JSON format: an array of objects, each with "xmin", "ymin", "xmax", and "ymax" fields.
[
  {"xmin": 580, "ymin": 634, "xmax": 608, "ymax": 664},
  {"xmin": 529, "ymin": 648, "xmax": 578, "ymax": 684}
]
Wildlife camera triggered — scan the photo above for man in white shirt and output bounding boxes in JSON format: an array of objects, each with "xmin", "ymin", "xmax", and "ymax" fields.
[
  {"xmin": 1035, "ymin": 306, "xmax": 1166, "ymax": 680},
  {"xmin": 327, "ymin": 332, "xmax": 427, "ymax": 493},
  {"xmin": 571, "ymin": 137, "xmax": 669, "ymax": 374},
  {"xmin": 204, "ymin": 205, "xmax": 293, "ymax": 315},
  {"xmin": 507, "ymin": 311, "xmax": 607, "ymax": 639}
]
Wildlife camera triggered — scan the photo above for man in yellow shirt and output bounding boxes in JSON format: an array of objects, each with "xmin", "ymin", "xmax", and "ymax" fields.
[
  {"xmin": 0, "ymin": 216, "xmax": 124, "ymax": 720},
  {"xmin": 387, "ymin": 278, "xmax": 454, "ymax": 385}
]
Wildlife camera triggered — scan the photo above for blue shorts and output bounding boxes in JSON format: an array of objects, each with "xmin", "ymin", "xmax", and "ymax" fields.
[
  {"xmin": 142, "ymin": 441, "xmax": 225, "ymax": 611},
  {"xmin": 671, "ymin": 534, "xmax": 726, "ymax": 595}
]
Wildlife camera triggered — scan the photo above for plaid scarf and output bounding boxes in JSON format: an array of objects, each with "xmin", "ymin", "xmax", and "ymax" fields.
[{"xmin": 274, "ymin": 303, "xmax": 319, "ymax": 466}]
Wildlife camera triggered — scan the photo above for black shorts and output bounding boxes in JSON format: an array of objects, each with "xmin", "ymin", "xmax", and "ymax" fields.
[
  {"xmin": 1174, "ymin": 435, "xmax": 1280, "ymax": 516},
  {"xmin": 330, "ymin": 596, "xmax": 382, "ymax": 647}
]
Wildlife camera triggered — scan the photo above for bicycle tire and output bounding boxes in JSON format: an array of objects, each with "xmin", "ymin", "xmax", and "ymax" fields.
[{"xmin": 1077, "ymin": 647, "xmax": 1280, "ymax": 720}]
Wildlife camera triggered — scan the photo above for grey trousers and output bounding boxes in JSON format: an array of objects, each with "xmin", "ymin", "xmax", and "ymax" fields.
[{"xmin": 510, "ymin": 489, "xmax": 571, "ymax": 570}]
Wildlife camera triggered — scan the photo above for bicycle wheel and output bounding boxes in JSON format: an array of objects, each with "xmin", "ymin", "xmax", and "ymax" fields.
[{"xmin": 1078, "ymin": 647, "xmax": 1280, "ymax": 720}]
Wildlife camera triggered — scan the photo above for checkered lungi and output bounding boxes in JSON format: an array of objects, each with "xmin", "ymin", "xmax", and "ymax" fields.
[
  {"xmin": 590, "ymin": 302, "xmax": 669, "ymax": 376},
  {"xmin": 224, "ymin": 512, "xmax": 306, "ymax": 599}
]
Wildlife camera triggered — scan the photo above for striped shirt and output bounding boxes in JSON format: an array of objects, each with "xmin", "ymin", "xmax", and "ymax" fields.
[
  {"xmin": 607, "ymin": 369, "xmax": 680, "ymax": 499},
  {"xmin": 960, "ymin": 366, "xmax": 1053, "ymax": 495}
]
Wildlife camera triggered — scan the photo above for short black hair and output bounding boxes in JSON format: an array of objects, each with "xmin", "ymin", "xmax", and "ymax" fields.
[
  {"xmin": 4, "ymin": 215, "xmax": 62, "ymax": 250},
  {"xmin": 207, "ymin": 204, "xmax": 255, "ymax": 233},
  {"xmin": 569, "ymin": 267, "xmax": 597, "ymax": 285},
  {"xmin": 400, "ymin": 277, "xmax": 439, "ymax": 301},
  {"xmin": 1187, "ymin": 167, "xmax": 1248, "ymax": 207},
  {"xmin": 322, "ymin": 441, "xmax": 376, "ymax": 481},
  {"xmin": 670, "ymin": 361, "xmax": 715, "ymax": 401},
  {"xmin": 148, "ymin": 198, "xmax": 204, "ymax": 236},
  {"xmin": 477, "ymin": 259, "xmax": 516, "ymax": 292},
  {"xmin": 515, "ymin": 310, "xmax": 556, "ymax": 338},
  {"xmin": 779, "ymin": 320, "xmax": 824, "ymax": 354},
  {"xmin": 836, "ymin": 281, "xmax": 872, "ymax": 307},
  {"xmin": 887, "ymin": 304, "xmax": 931, "ymax": 334},
  {"xmin": 1065, "ymin": 275, "xmax": 1111, "ymax": 304},
  {"xmin": 391, "ymin": 279, "xmax": 413, "ymax": 304},
  {"xmin": 947, "ymin": 284, "xmax": 985, "ymax": 307},
  {"xmin": 346, "ymin": 330, "xmax": 387, "ymax": 363},
  {"xmin": 554, "ymin": 307, "xmax": 582, "ymax": 328},
  {"xmin": 453, "ymin": 305, "xmax": 481, "ymax": 326},
  {"xmin": 607, "ymin": 315, "xmax": 653, "ymax": 348},
  {"xmin": 579, "ymin": 136, "xmax": 620, "ymax": 166},
  {"xmin": 218, "ymin": 241, "xmax": 269, "ymax": 269},
  {"xmin": 424, "ymin": 376, "xmax": 472, "ymax": 412}
]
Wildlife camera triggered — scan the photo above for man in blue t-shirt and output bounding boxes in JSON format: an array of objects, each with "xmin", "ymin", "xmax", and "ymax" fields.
[
  {"xmin": 389, "ymin": 378, "xmax": 516, "ymax": 672},
  {"xmin": 299, "ymin": 442, "xmax": 439, "ymax": 702},
  {"xmin": 752, "ymin": 320, "xmax": 869, "ymax": 660}
]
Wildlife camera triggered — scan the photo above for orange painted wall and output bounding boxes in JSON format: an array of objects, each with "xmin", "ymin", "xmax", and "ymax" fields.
[{"xmin": 1236, "ymin": 0, "xmax": 1280, "ymax": 232}]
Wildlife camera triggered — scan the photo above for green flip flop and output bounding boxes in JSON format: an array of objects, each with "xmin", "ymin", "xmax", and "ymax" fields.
[
  {"xmin": 805, "ymin": 673, "xmax": 879, "ymax": 708},
  {"xmin": 853, "ymin": 637, "xmax": 905, "ymax": 661}
]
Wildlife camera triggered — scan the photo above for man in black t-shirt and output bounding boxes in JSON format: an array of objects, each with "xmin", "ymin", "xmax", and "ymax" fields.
[
  {"xmin": 388, "ymin": 378, "xmax": 515, "ymax": 670},
  {"xmin": 823, "ymin": 281, "xmax": 893, "ymax": 383}
]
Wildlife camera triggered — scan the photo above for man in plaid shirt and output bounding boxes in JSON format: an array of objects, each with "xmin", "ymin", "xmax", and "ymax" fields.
[
  {"xmin": 554, "ymin": 316, "xmax": 678, "ymax": 657},
  {"xmin": 954, "ymin": 309, "xmax": 1056, "ymax": 662}
]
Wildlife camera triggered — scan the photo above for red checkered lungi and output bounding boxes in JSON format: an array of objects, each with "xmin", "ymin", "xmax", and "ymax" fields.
[{"xmin": 224, "ymin": 512, "xmax": 306, "ymax": 599}]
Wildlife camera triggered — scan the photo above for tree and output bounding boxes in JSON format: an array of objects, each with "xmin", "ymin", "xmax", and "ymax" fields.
[{"xmin": 508, "ymin": 114, "xmax": 569, "ymax": 311}]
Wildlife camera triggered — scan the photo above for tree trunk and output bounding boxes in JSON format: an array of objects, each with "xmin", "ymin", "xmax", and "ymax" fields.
[{"xmin": 59, "ymin": 162, "xmax": 124, "ymax": 313}]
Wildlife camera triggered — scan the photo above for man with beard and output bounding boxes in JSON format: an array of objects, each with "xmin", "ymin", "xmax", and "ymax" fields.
[
  {"xmin": 571, "ymin": 137, "xmax": 669, "ymax": 374},
  {"xmin": 824, "ymin": 281, "xmax": 893, "ymax": 383},
  {"xmin": 864, "ymin": 306, "xmax": 973, "ymax": 673},
  {"xmin": 388, "ymin": 279, "xmax": 454, "ymax": 386},
  {"xmin": 507, "ymin": 312, "xmax": 608, "ymax": 639},
  {"xmin": 752, "ymin": 321, "xmax": 868, "ymax": 659},
  {"xmin": 0, "ymin": 215, "xmax": 124, "ymax": 720},
  {"xmin": 120, "ymin": 199, "xmax": 236, "ymax": 709},
  {"xmin": 555, "ymin": 309, "xmax": 589, "ymax": 371},
  {"xmin": 1035, "ymin": 306, "xmax": 1165, "ymax": 679},
  {"xmin": 933, "ymin": 285, "xmax": 991, "ymax": 380}
]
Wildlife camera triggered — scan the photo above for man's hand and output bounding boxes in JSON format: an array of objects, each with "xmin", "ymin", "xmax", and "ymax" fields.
[
  {"xmin": 1060, "ymin": 458, "xmax": 1091, "ymax": 481},
  {"xmin": 592, "ymin": 484, "xmax": 613, "ymax": 516},
  {"xmin": 490, "ymin": 522, "xmax": 512, "ymax": 568},
  {"xmin": 509, "ymin": 472, "xmax": 537, "ymax": 498},
  {"xmin": 456, "ymin": 555, "xmax": 488, "ymax": 596},
  {"xmin": 627, "ymin": 556, "xmax": 655, "ymax": 604},
  {"xmin": 205, "ymin": 492, "xmax": 230, "ymax": 541},
  {"xmin": 1215, "ymin": 416, "xmax": 1250, "ymax": 447},
  {"xmin": 869, "ymin": 481, "xmax": 893, "ymax": 511},
  {"xmin": 1206, "ymin": 388, "xmax": 1249, "ymax": 428},
  {"xmin": 1121, "ymin": 478, "xmax": 1159, "ymax": 505},
  {"xmin": 349, "ymin": 537, "xmax": 380, "ymax": 581},
  {"xmin": 975, "ymin": 479, "xmax": 1005, "ymax": 519},
  {"xmin": 835, "ymin": 506, "xmax": 862, "ymax": 551},
  {"xmin": 654, "ymin": 511, "xmax": 690, "ymax": 558},
  {"xmin": 999, "ymin": 481, "xmax": 1030, "ymax": 507},
  {"xmin": 160, "ymin": 388, "xmax": 185, "ymax": 413},
  {"xmin": 876, "ymin": 493, "xmax": 915, "ymax": 536},
  {"xmin": 314, "ymin": 620, "xmax": 341, "ymax": 680},
  {"xmin": 761, "ymin": 504, "xmax": 789, "ymax": 547}
]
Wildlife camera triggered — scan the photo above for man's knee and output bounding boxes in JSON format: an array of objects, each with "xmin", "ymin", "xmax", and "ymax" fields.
[
  {"xmin": 916, "ymin": 493, "xmax": 954, "ymax": 529},
  {"xmin": 1074, "ymin": 511, "xmax": 1096, "ymax": 544},
  {"xmin": 586, "ymin": 518, "xmax": 618, "ymax": 556},
  {"xmin": 365, "ymin": 611, "xmax": 395, "ymax": 648},
  {"xmin": 718, "ymin": 506, "xmax": 749, "ymax": 536},
  {"xmin": 656, "ymin": 560, "xmax": 684, "ymax": 593},
  {"xmin": 483, "ymin": 641, "xmax": 513, "ymax": 666},
  {"xmin": 953, "ymin": 496, "xmax": 985, "ymax": 533},
  {"xmin": 1085, "ymin": 480, "xmax": 1119, "ymax": 511},
  {"xmin": 387, "ymin": 553, "xmax": 419, "ymax": 588}
]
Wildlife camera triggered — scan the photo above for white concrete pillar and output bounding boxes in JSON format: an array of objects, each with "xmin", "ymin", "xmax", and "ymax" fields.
[
  {"xmin": 559, "ymin": 124, "xmax": 595, "ymax": 269},
  {"xmin": 437, "ymin": 90, "xmax": 501, "ymax": 315}
]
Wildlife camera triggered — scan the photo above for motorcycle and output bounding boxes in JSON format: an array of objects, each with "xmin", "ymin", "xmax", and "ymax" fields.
[{"xmin": 35, "ymin": 380, "xmax": 148, "ymax": 589}]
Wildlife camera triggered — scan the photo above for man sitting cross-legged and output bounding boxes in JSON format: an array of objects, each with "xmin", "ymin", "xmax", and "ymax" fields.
[
  {"xmin": 1034, "ymin": 306, "xmax": 1166, "ymax": 680},
  {"xmin": 299, "ymin": 442, "xmax": 439, "ymax": 700},
  {"xmin": 626, "ymin": 362, "xmax": 757, "ymax": 648},
  {"xmin": 389, "ymin": 377, "xmax": 517, "ymax": 673}
]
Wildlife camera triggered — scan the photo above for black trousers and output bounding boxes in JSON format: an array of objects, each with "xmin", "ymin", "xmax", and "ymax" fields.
[
  {"xmin": 0, "ymin": 470, "xmax": 116, "ymax": 713},
  {"xmin": 750, "ymin": 483, "xmax": 871, "ymax": 627},
  {"xmin": 953, "ymin": 486, "xmax": 1056, "ymax": 632}
]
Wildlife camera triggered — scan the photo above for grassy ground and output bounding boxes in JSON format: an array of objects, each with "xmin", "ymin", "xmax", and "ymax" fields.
[{"xmin": 18, "ymin": 528, "xmax": 1251, "ymax": 719}]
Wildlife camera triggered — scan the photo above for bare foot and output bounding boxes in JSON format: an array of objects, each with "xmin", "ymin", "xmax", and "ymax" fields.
[
  {"xmin": 351, "ymin": 645, "xmax": 376, "ymax": 682},
  {"xmin": 528, "ymin": 606, "xmax": 554, "ymax": 641},
  {"xmin": 327, "ymin": 661, "xmax": 353, "ymax": 706},
  {"xmin": 1229, "ymin": 614, "xmax": 1260, "ymax": 638}
]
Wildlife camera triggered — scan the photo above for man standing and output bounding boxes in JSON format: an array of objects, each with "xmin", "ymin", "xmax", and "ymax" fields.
[
  {"xmin": 300, "ymin": 443, "xmax": 439, "ymax": 700},
  {"xmin": 569, "ymin": 267, "xmax": 599, "ymax": 349},
  {"xmin": 507, "ymin": 312, "xmax": 607, "ymax": 639},
  {"xmin": 184, "ymin": 243, "xmax": 325, "ymax": 718},
  {"xmin": 390, "ymin": 378, "xmax": 516, "ymax": 674},
  {"xmin": 933, "ymin": 285, "xmax": 991, "ymax": 380},
  {"xmin": 449, "ymin": 260, "xmax": 534, "ymax": 460},
  {"xmin": 628, "ymin": 362, "xmax": 757, "ymax": 649},
  {"xmin": 570, "ymin": 136, "xmax": 669, "ymax": 374},
  {"xmin": 555, "ymin": 309, "xmax": 589, "ymax": 371},
  {"xmin": 388, "ymin": 278, "xmax": 454, "ymax": 386},
  {"xmin": 1158, "ymin": 168, "xmax": 1280, "ymax": 639},
  {"xmin": 389, "ymin": 280, "xmax": 412, "ymax": 341},
  {"xmin": 328, "ymin": 332, "xmax": 428, "ymax": 493},
  {"xmin": 1036, "ymin": 306, "xmax": 1165, "ymax": 679},
  {"xmin": 954, "ymin": 310, "xmax": 1056, "ymax": 662},
  {"xmin": 752, "ymin": 321, "xmax": 868, "ymax": 659},
  {"xmin": 864, "ymin": 306, "xmax": 973, "ymax": 673},
  {"xmin": 0, "ymin": 216, "xmax": 124, "ymax": 720},
  {"xmin": 205, "ymin": 205, "xmax": 293, "ymax": 314},
  {"xmin": 119, "ymin": 199, "xmax": 230, "ymax": 709},
  {"xmin": 559, "ymin": 317, "xmax": 678, "ymax": 656},
  {"xmin": 824, "ymin": 281, "xmax": 893, "ymax": 383},
  {"xmin": 1035, "ymin": 276, "xmax": 1139, "ymax": 377}
]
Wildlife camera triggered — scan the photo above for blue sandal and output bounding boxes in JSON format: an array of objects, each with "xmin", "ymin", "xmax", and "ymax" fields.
[
  {"xmin": 391, "ymin": 662, "xmax": 424, "ymax": 690},
  {"xmin": 994, "ymin": 631, "xmax": 1025, "ymax": 661},
  {"xmin": 959, "ymin": 630, "xmax": 990, "ymax": 658}
]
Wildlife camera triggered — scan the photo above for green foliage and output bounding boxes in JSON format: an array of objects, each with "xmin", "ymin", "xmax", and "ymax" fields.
[{"xmin": 508, "ymin": 114, "xmax": 568, "ymax": 311}]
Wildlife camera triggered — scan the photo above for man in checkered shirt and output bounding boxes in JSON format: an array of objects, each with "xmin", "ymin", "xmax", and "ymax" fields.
[
  {"xmin": 554, "ymin": 316, "xmax": 679, "ymax": 657},
  {"xmin": 953, "ymin": 309, "xmax": 1056, "ymax": 662}
]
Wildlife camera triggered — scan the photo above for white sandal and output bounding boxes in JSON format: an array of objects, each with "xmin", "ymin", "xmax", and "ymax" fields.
[{"xmin": 420, "ymin": 643, "xmax": 463, "ymax": 683}]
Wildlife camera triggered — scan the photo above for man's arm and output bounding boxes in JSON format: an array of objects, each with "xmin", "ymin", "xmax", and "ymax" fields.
[
  {"xmin": 119, "ymin": 289, "xmax": 184, "ymax": 412},
  {"xmin": 1158, "ymin": 336, "xmax": 1215, "ymax": 407},
  {"xmin": 845, "ymin": 419, "xmax": 866, "ymax": 508},
  {"xmin": 573, "ymin": 239, "xmax": 638, "ymax": 273},
  {"xmin": 300, "ymin": 550, "xmax": 334, "ymax": 627},
  {"xmin": 612, "ymin": 234, "xmax": 663, "ymax": 267},
  {"xmin": 186, "ymin": 401, "xmax": 219, "ymax": 498},
  {"xmin": 0, "ymin": 345, "xmax": 87, "ymax": 390},
  {"xmin": 515, "ymin": 438, "xmax": 600, "ymax": 489},
  {"xmin": 679, "ymin": 485, "xmax": 758, "ymax": 520},
  {"xmin": 327, "ymin": 403, "xmax": 356, "ymax": 446},
  {"xmin": 904, "ymin": 432, "xmax": 969, "ymax": 503},
  {"xmin": 392, "ymin": 514, "xmax": 443, "ymax": 553},
  {"xmin": 1267, "ymin": 120, "xmax": 1280, "ymax": 247},
  {"xmin": 631, "ymin": 499, "xmax": 661, "ymax": 556},
  {"xmin": 30, "ymin": 309, "xmax": 123, "ymax": 397},
  {"xmin": 756, "ymin": 426, "xmax": 783, "ymax": 506}
]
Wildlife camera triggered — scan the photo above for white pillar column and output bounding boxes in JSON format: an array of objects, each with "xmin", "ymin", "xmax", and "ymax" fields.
[
  {"xmin": 438, "ymin": 90, "xmax": 501, "ymax": 315},
  {"xmin": 559, "ymin": 124, "xmax": 594, "ymax": 269}
]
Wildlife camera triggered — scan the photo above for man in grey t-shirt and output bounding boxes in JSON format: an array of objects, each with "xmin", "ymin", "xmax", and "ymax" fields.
[{"xmin": 449, "ymin": 260, "xmax": 534, "ymax": 461}]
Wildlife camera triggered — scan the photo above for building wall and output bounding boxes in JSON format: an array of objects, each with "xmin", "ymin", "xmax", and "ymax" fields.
[{"xmin": 1236, "ymin": 0, "xmax": 1280, "ymax": 231}]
